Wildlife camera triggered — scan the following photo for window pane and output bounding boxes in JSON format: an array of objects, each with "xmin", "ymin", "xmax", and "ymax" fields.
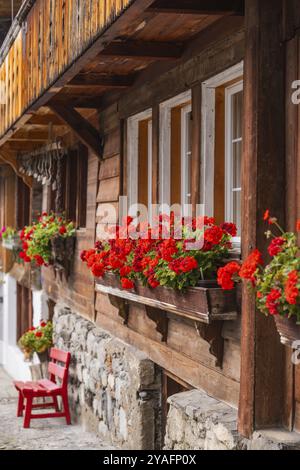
[
  {"xmin": 232, "ymin": 140, "xmax": 242, "ymax": 189},
  {"xmin": 232, "ymin": 91, "xmax": 243, "ymax": 140},
  {"xmin": 184, "ymin": 110, "xmax": 192, "ymax": 205},
  {"xmin": 233, "ymin": 190, "xmax": 241, "ymax": 237}
]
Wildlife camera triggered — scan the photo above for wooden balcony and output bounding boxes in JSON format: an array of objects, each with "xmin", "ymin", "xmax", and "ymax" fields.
[{"xmin": 0, "ymin": 0, "xmax": 132, "ymax": 139}]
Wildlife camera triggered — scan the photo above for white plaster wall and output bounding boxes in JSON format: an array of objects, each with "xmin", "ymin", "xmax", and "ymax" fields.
[{"xmin": 2, "ymin": 274, "xmax": 31, "ymax": 380}]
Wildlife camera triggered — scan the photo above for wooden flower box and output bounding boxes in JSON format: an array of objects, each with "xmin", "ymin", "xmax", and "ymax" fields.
[
  {"xmin": 51, "ymin": 236, "xmax": 76, "ymax": 279},
  {"xmin": 274, "ymin": 315, "xmax": 300, "ymax": 347},
  {"xmin": 96, "ymin": 274, "xmax": 239, "ymax": 368},
  {"xmin": 96, "ymin": 274, "xmax": 238, "ymax": 324}
]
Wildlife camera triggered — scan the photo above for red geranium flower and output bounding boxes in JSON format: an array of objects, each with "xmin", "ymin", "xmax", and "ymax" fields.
[
  {"xmin": 266, "ymin": 289, "xmax": 281, "ymax": 315},
  {"xmin": 35, "ymin": 331, "xmax": 43, "ymax": 338},
  {"xmin": 204, "ymin": 226, "xmax": 224, "ymax": 246},
  {"xmin": 34, "ymin": 255, "xmax": 45, "ymax": 266},
  {"xmin": 217, "ymin": 262, "xmax": 241, "ymax": 290},
  {"xmin": 40, "ymin": 321, "xmax": 47, "ymax": 327},
  {"xmin": 121, "ymin": 278, "xmax": 134, "ymax": 289},
  {"xmin": 220, "ymin": 223, "xmax": 237, "ymax": 238},
  {"xmin": 284, "ymin": 271, "xmax": 299, "ymax": 305},
  {"xmin": 19, "ymin": 251, "xmax": 26, "ymax": 259},
  {"xmin": 91, "ymin": 263, "xmax": 104, "ymax": 278},
  {"xmin": 59, "ymin": 226, "xmax": 67, "ymax": 235},
  {"xmin": 268, "ymin": 237, "xmax": 285, "ymax": 257},
  {"xmin": 239, "ymin": 249, "xmax": 263, "ymax": 283}
]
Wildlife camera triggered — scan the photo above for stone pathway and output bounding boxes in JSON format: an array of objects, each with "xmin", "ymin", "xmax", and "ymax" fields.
[{"xmin": 0, "ymin": 367, "xmax": 114, "ymax": 450}]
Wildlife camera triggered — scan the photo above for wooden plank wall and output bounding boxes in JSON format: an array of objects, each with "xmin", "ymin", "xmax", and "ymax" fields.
[
  {"xmin": 0, "ymin": 0, "xmax": 131, "ymax": 138},
  {"xmin": 94, "ymin": 25, "xmax": 244, "ymax": 406},
  {"xmin": 285, "ymin": 18, "xmax": 300, "ymax": 432}
]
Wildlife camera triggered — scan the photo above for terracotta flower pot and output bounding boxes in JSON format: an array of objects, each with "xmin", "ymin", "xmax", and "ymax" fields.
[{"xmin": 274, "ymin": 315, "xmax": 300, "ymax": 347}]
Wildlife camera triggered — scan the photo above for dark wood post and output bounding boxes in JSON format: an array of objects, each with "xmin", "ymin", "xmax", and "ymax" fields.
[{"xmin": 238, "ymin": 0, "xmax": 286, "ymax": 437}]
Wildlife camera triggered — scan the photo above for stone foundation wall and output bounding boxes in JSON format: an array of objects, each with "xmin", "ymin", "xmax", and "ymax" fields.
[
  {"xmin": 164, "ymin": 390, "xmax": 300, "ymax": 450},
  {"xmin": 53, "ymin": 305, "xmax": 161, "ymax": 449}
]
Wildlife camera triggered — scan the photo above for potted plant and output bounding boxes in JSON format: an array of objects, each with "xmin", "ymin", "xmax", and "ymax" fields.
[
  {"xmin": 19, "ymin": 213, "xmax": 76, "ymax": 276},
  {"xmin": 18, "ymin": 321, "xmax": 53, "ymax": 362},
  {"xmin": 81, "ymin": 214, "xmax": 239, "ymax": 323},
  {"xmin": 217, "ymin": 211, "xmax": 300, "ymax": 346}
]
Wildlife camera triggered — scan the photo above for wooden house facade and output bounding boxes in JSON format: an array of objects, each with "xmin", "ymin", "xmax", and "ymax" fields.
[{"xmin": 0, "ymin": 0, "xmax": 300, "ymax": 449}]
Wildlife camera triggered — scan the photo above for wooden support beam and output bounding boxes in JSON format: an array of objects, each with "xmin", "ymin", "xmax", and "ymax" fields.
[
  {"xmin": 68, "ymin": 74, "xmax": 135, "ymax": 88},
  {"xmin": 101, "ymin": 40, "xmax": 184, "ymax": 60},
  {"xmin": 147, "ymin": 0, "xmax": 244, "ymax": 15},
  {"xmin": 238, "ymin": 0, "xmax": 285, "ymax": 437},
  {"xmin": 0, "ymin": 147, "xmax": 32, "ymax": 187},
  {"xmin": 49, "ymin": 104, "xmax": 103, "ymax": 160}
]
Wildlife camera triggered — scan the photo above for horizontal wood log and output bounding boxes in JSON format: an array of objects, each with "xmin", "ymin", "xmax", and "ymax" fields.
[
  {"xmin": 95, "ymin": 311, "xmax": 240, "ymax": 406},
  {"xmin": 68, "ymin": 74, "xmax": 136, "ymax": 88},
  {"xmin": 147, "ymin": 0, "xmax": 244, "ymax": 15},
  {"xmin": 101, "ymin": 40, "xmax": 184, "ymax": 59}
]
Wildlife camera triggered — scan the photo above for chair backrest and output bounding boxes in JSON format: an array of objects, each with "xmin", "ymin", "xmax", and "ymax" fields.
[{"xmin": 48, "ymin": 348, "xmax": 71, "ymax": 389}]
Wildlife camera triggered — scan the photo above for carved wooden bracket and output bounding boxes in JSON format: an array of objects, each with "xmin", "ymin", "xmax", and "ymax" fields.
[
  {"xmin": 108, "ymin": 294, "xmax": 129, "ymax": 325},
  {"xmin": 194, "ymin": 321, "xmax": 224, "ymax": 368},
  {"xmin": 145, "ymin": 306, "xmax": 169, "ymax": 342}
]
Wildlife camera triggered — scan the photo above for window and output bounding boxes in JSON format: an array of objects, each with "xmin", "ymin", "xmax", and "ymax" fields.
[
  {"xmin": 201, "ymin": 62, "xmax": 244, "ymax": 247},
  {"xmin": 159, "ymin": 90, "xmax": 192, "ymax": 213},
  {"xmin": 127, "ymin": 109, "xmax": 152, "ymax": 218},
  {"xmin": 225, "ymin": 82, "xmax": 243, "ymax": 239},
  {"xmin": 45, "ymin": 143, "xmax": 88, "ymax": 228}
]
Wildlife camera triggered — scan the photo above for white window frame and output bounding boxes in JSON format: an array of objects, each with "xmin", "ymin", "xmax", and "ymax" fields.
[
  {"xmin": 127, "ymin": 108, "xmax": 152, "ymax": 211},
  {"xmin": 159, "ymin": 90, "xmax": 192, "ymax": 206},
  {"xmin": 201, "ymin": 61, "xmax": 244, "ymax": 217},
  {"xmin": 181, "ymin": 103, "xmax": 192, "ymax": 212},
  {"xmin": 225, "ymin": 81, "xmax": 243, "ymax": 245}
]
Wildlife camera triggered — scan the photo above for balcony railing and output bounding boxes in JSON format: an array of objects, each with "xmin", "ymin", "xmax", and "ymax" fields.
[{"xmin": 0, "ymin": 0, "xmax": 131, "ymax": 139}]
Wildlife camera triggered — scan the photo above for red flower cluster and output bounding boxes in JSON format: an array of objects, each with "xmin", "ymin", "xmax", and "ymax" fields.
[
  {"xmin": 81, "ymin": 215, "xmax": 237, "ymax": 290},
  {"xmin": 268, "ymin": 237, "xmax": 285, "ymax": 257},
  {"xmin": 217, "ymin": 262, "xmax": 240, "ymax": 291},
  {"xmin": 284, "ymin": 271, "xmax": 299, "ymax": 305},
  {"xmin": 266, "ymin": 289, "xmax": 282, "ymax": 316},
  {"xmin": 239, "ymin": 249, "xmax": 263, "ymax": 283}
]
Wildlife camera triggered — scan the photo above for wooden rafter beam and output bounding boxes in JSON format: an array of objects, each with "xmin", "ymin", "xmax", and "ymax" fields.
[
  {"xmin": 147, "ymin": 0, "xmax": 244, "ymax": 15},
  {"xmin": 27, "ymin": 114, "xmax": 65, "ymax": 126},
  {"xmin": 68, "ymin": 74, "xmax": 136, "ymax": 88},
  {"xmin": 49, "ymin": 104, "xmax": 103, "ymax": 160},
  {"xmin": 101, "ymin": 40, "xmax": 184, "ymax": 60}
]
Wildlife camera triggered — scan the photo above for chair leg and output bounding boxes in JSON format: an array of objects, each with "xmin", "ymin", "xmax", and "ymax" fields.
[
  {"xmin": 61, "ymin": 392, "xmax": 71, "ymax": 425},
  {"xmin": 24, "ymin": 396, "xmax": 33, "ymax": 429},
  {"xmin": 53, "ymin": 396, "xmax": 60, "ymax": 412},
  {"xmin": 17, "ymin": 393, "xmax": 24, "ymax": 417}
]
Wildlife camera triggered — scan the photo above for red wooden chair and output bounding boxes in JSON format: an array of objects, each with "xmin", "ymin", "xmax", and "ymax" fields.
[{"xmin": 13, "ymin": 348, "xmax": 71, "ymax": 428}]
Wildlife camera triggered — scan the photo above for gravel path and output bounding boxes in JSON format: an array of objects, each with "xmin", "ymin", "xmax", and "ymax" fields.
[{"xmin": 0, "ymin": 368, "xmax": 114, "ymax": 450}]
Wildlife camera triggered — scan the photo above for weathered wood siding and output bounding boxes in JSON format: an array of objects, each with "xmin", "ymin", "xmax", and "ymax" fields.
[
  {"xmin": 285, "ymin": 30, "xmax": 300, "ymax": 433},
  {"xmin": 94, "ymin": 26, "xmax": 244, "ymax": 407},
  {"xmin": 0, "ymin": 0, "xmax": 131, "ymax": 138}
]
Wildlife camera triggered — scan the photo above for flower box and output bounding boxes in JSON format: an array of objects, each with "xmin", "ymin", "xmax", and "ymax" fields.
[
  {"xmin": 51, "ymin": 235, "xmax": 76, "ymax": 277},
  {"xmin": 96, "ymin": 274, "xmax": 238, "ymax": 324},
  {"xmin": 274, "ymin": 315, "xmax": 300, "ymax": 347},
  {"xmin": 2, "ymin": 235, "xmax": 22, "ymax": 251}
]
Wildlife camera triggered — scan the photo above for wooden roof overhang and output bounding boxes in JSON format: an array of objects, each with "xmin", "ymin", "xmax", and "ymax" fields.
[{"xmin": 0, "ymin": 0, "xmax": 244, "ymax": 178}]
